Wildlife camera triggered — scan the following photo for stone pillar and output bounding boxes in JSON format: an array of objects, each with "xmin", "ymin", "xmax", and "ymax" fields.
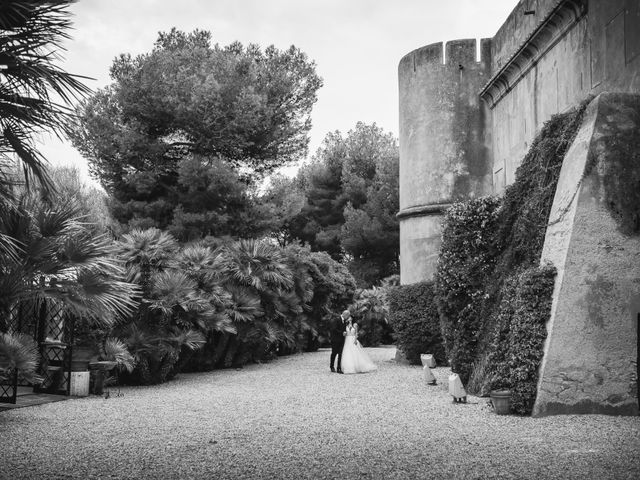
[
  {"xmin": 398, "ymin": 39, "xmax": 493, "ymax": 284},
  {"xmin": 533, "ymin": 93, "xmax": 640, "ymax": 416}
]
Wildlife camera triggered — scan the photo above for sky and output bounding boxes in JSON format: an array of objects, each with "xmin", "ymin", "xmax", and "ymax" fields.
[{"xmin": 40, "ymin": 0, "xmax": 518, "ymax": 181}]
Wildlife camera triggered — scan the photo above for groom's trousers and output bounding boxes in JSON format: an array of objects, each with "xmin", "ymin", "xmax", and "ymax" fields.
[{"xmin": 330, "ymin": 344, "xmax": 342, "ymax": 371}]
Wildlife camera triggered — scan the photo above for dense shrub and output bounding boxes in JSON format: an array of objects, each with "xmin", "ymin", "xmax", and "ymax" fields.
[
  {"xmin": 349, "ymin": 286, "xmax": 389, "ymax": 347},
  {"xmin": 434, "ymin": 197, "xmax": 501, "ymax": 383},
  {"xmin": 485, "ymin": 265, "xmax": 556, "ymax": 414},
  {"xmin": 387, "ymin": 282, "xmax": 446, "ymax": 365},
  {"xmin": 112, "ymin": 233, "xmax": 357, "ymax": 383}
]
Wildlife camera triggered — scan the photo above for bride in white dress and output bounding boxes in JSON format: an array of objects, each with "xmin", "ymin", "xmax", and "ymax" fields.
[{"xmin": 341, "ymin": 319, "xmax": 377, "ymax": 374}]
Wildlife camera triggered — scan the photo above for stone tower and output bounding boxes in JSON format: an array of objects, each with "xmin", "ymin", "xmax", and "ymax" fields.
[{"xmin": 397, "ymin": 39, "xmax": 493, "ymax": 284}]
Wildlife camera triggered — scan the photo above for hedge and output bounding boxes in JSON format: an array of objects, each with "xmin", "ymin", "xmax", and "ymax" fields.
[{"xmin": 387, "ymin": 282, "xmax": 446, "ymax": 365}]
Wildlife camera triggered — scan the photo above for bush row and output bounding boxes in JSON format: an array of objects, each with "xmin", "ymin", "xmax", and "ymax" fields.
[{"xmin": 386, "ymin": 282, "xmax": 446, "ymax": 365}]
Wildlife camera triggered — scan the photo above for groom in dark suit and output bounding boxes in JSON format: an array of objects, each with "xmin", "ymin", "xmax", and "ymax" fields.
[{"xmin": 330, "ymin": 310, "xmax": 350, "ymax": 373}]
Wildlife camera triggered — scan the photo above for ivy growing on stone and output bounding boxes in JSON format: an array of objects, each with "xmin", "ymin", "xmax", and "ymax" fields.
[{"xmin": 433, "ymin": 100, "xmax": 589, "ymax": 414}]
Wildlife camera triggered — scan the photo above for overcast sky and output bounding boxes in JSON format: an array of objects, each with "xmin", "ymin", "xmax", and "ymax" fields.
[{"xmin": 40, "ymin": 0, "xmax": 517, "ymax": 180}]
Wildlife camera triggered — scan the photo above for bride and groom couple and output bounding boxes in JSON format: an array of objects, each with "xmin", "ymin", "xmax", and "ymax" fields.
[{"xmin": 329, "ymin": 310, "xmax": 377, "ymax": 374}]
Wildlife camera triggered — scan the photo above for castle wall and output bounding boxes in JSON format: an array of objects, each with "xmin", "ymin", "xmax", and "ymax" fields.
[
  {"xmin": 486, "ymin": 0, "xmax": 640, "ymax": 191},
  {"xmin": 398, "ymin": 0, "xmax": 640, "ymax": 416},
  {"xmin": 397, "ymin": 39, "xmax": 493, "ymax": 284},
  {"xmin": 491, "ymin": 0, "xmax": 570, "ymax": 74}
]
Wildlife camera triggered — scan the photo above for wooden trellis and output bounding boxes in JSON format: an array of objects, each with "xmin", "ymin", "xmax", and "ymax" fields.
[{"xmin": 0, "ymin": 300, "xmax": 73, "ymax": 404}]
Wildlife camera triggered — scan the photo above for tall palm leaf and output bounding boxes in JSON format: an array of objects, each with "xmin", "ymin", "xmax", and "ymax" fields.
[
  {"xmin": 0, "ymin": 0, "xmax": 91, "ymax": 194},
  {"xmin": 100, "ymin": 337, "xmax": 135, "ymax": 373}
]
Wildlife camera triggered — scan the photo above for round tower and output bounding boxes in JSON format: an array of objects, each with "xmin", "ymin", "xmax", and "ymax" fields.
[{"xmin": 398, "ymin": 38, "xmax": 493, "ymax": 284}]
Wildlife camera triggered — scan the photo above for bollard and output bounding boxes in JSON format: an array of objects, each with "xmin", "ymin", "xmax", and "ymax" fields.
[
  {"xmin": 423, "ymin": 365, "xmax": 437, "ymax": 385},
  {"xmin": 448, "ymin": 373, "xmax": 467, "ymax": 403}
]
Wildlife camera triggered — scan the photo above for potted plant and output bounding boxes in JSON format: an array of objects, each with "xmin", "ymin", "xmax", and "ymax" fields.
[
  {"xmin": 71, "ymin": 320, "xmax": 105, "ymax": 372},
  {"xmin": 489, "ymin": 375, "xmax": 512, "ymax": 415},
  {"xmin": 89, "ymin": 338, "xmax": 135, "ymax": 395}
]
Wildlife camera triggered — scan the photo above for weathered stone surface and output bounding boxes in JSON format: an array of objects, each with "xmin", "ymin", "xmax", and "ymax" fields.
[
  {"xmin": 398, "ymin": 38, "xmax": 492, "ymax": 284},
  {"xmin": 488, "ymin": 0, "xmax": 640, "ymax": 192},
  {"xmin": 533, "ymin": 93, "xmax": 640, "ymax": 417}
]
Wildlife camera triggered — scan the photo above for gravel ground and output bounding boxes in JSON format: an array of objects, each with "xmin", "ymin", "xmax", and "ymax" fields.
[{"xmin": 1, "ymin": 346, "xmax": 639, "ymax": 480}]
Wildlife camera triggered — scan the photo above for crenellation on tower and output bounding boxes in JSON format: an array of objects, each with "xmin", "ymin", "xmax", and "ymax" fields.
[{"xmin": 445, "ymin": 39, "xmax": 477, "ymax": 66}]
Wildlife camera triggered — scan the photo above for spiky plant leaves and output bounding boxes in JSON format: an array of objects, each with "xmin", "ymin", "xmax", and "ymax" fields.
[
  {"xmin": 224, "ymin": 285, "xmax": 264, "ymax": 323},
  {"xmin": 116, "ymin": 228, "xmax": 179, "ymax": 266},
  {"xmin": 0, "ymin": 199, "xmax": 139, "ymax": 329},
  {"xmin": 203, "ymin": 311, "xmax": 236, "ymax": 335},
  {"xmin": 220, "ymin": 239, "xmax": 294, "ymax": 292},
  {"xmin": 101, "ymin": 337, "xmax": 135, "ymax": 372},
  {"xmin": 0, "ymin": 332, "xmax": 42, "ymax": 383},
  {"xmin": 48, "ymin": 270, "xmax": 139, "ymax": 324},
  {"xmin": 0, "ymin": 0, "xmax": 91, "ymax": 196},
  {"xmin": 169, "ymin": 329, "xmax": 206, "ymax": 351},
  {"xmin": 148, "ymin": 270, "xmax": 200, "ymax": 317}
]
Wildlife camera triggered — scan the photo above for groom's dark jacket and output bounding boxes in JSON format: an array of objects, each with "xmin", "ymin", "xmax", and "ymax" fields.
[{"xmin": 329, "ymin": 316, "xmax": 345, "ymax": 348}]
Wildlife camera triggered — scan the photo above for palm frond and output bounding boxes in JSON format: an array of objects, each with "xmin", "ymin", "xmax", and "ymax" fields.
[
  {"xmin": 148, "ymin": 270, "xmax": 198, "ymax": 316},
  {"xmin": 101, "ymin": 337, "xmax": 135, "ymax": 372},
  {"xmin": 0, "ymin": 332, "xmax": 42, "ymax": 384},
  {"xmin": 165, "ymin": 329, "xmax": 205, "ymax": 351},
  {"xmin": 115, "ymin": 228, "xmax": 178, "ymax": 266},
  {"xmin": 47, "ymin": 270, "xmax": 140, "ymax": 325},
  {"xmin": 224, "ymin": 285, "xmax": 264, "ymax": 322},
  {"xmin": 0, "ymin": 0, "xmax": 91, "ymax": 197}
]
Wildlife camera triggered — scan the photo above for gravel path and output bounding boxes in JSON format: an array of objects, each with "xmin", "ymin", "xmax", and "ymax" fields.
[{"xmin": 1, "ymin": 347, "xmax": 639, "ymax": 480}]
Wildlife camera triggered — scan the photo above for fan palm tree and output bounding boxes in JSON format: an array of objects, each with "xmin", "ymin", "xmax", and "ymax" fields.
[
  {"xmin": 0, "ymin": 0, "xmax": 91, "ymax": 197},
  {"xmin": 0, "ymin": 199, "xmax": 138, "ymax": 323},
  {"xmin": 115, "ymin": 228, "xmax": 178, "ymax": 296},
  {"xmin": 217, "ymin": 239, "xmax": 305, "ymax": 363},
  {"xmin": 0, "ymin": 198, "xmax": 139, "ymax": 392}
]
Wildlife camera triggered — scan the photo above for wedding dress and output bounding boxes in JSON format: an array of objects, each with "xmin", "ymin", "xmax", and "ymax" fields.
[{"xmin": 340, "ymin": 324, "xmax": 377, "ymax": 374}]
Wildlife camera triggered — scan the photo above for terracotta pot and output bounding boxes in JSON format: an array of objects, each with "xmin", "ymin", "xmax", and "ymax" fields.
[{"xmin": 490, "ymin": 389, "xmax": 512, "ymax": 415}]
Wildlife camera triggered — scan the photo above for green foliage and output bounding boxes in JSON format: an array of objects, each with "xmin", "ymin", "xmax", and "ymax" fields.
[
  {"xmin": 433, "ymin": 101, "xmax": 588, "ymax": 413},
  {"xmin": 348, "ymin": 286, "xmax": 390, "ymax": 347},
  {"xmin": 47, "ymin": 166, "xmax": 115, "ymax": 235},
  {"xmin": 113, "ymin": 230, "xmax": 355, "ymax": 382},
  {"xmin": 485, "ymin": 265, "xmax": 556, "ymax": 414},
  {"xmin": 289, "ymin": 122, "xmax": 400, "ymax": 286},
  {"xmin": 0, "ymin": 197, "xmax": 139, "ymax": 327},
  {"xmin": 71, "ymin": 29, "xmax": 322, "ymax": 239},
  {"xmin": 0, "ymin": 332, "xmax": 42, "ymax": 384},
  {"xmin": 0, "ymin": 0, "xmax": 90, "ymax": 198},
  {"xmin": 387, "ymin": 282, "xmax": 446, "ymax": 365},
  {"xmin": 259, "ymin": 175, "xmax": 306, "ymax": 247},
  {"xmin": 283, "ymin": 244, "xmax": 357, "ymax": 350},
  {"xmin": 494, "ymin": 101, "xmax": 588, "ymax": 277},
  {"xmin": 435, "ymin": 197, "xmax": 502, "ymax": 383}
]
